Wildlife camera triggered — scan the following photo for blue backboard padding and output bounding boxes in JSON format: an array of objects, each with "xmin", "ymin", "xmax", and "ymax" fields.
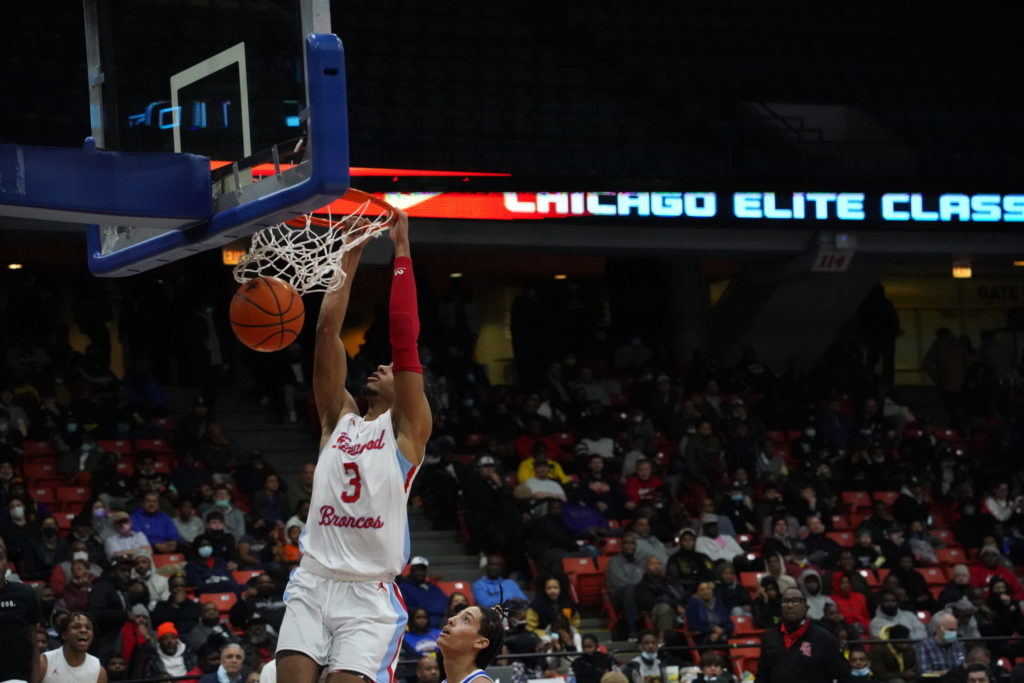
[
  {"xmin": 0, "ymin": 143, "xmax": 210, "ymax": 226},
  {"xmin": 85, "ymin": 33, "xmax": 350, "ymax": 277}
]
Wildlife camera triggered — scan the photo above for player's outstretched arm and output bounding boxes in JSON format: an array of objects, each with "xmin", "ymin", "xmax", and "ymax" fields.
[
  {"xmin": 314, "ymin": 238, "xmax": 366, "ymax": 444},
  {"xmin": 389, "ymin": 211, "xmax": 432, "ymax": 465}
]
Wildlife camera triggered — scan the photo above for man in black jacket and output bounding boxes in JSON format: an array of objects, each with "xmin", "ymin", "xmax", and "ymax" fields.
[
  {"xmin": 87, "ymin": 555, "xmax": 133, "ymax": 660},
  {"xmin": 755, "ymin": 586, "xmax": 852, "ymax": 683}
]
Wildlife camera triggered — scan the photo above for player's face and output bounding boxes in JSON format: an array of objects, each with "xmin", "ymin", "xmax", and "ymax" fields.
[
  {"xmin": 365, "ymin": 364, "xmax": 396, "ymax": 400},
  {"xmin": 437, "ymin": 606, "xmax": 489, "ymax": 656},
  {"xmin": 64, "ymin": 615, "xmax": 94, "ymax": 652}
]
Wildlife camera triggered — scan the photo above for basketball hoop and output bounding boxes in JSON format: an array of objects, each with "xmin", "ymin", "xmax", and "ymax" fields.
[{"xmin": 232, "ymin": 188, "xmax": 396, "ymax": 294}]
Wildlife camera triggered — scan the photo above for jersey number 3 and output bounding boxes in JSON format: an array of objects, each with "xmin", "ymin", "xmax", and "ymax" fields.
[{"xmin": 341, "ymin": 462, "xmax": 362, "ymax": 503}]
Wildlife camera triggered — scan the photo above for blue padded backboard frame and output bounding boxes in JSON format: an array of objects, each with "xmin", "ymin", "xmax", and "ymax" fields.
[{"xmin": 85, "ymin": 33, "xmax": 350, "ymax": 277}]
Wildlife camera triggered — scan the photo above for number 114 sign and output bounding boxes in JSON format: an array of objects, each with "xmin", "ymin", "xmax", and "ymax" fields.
[{"xmin": 812, "ymin": 248, "xmax": 854, "ymax": 273}]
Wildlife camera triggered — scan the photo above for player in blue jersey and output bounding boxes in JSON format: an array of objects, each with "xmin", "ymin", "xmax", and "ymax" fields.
[{"xmin": 437, "ymin": 604, "xmax": 506, "ymax": 683}]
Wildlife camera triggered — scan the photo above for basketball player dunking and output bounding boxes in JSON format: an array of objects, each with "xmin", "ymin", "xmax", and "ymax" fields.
[{"xmin": 276, "ymin": 211, "xmax": 432, "ymax": 683}]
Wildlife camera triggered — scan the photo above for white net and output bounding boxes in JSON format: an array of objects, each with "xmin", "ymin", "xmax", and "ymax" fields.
[{"xmin": 232, "ymin": 190, "xmax": 395, "ymax": 294}]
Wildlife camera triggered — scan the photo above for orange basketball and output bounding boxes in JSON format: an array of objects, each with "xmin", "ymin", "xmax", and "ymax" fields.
[{"xmin": 230, "ymin": 276, "xmax": 305, "ymax": 352}]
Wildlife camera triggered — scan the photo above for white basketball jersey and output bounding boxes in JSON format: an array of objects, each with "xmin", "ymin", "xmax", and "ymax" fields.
[
  {"xmin": 42, "ymin": 648, "xmax": 102, "ymax": 683},
  {"xmin": 302, "ymin": 409, "xmax": 418, "ymax": 578}
]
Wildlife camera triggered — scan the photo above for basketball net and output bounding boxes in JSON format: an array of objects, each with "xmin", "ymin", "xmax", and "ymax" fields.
[{"xmin": 232, "ymin": 189, "xmax": 396, "ymax": 294}]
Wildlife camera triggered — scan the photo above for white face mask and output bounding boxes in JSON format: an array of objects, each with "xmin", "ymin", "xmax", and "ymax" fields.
[
  {"xmin": 73, "ymin": 551, "xmax": 89, "ymax": 562},
  {"xmin": 10, "ymin": 505, "xmax": 25, "ymax": 520}
]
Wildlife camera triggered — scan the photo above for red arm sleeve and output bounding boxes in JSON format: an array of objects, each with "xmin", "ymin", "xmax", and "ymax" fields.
[{"xmin": 390, "ymin": 256, "xmax": 422, "ymax": 373}]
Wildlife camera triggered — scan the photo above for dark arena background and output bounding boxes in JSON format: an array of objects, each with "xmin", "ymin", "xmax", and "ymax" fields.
[{"xmin": 2, "ymin": 1, "xmax": 1024, "ymax": 681}]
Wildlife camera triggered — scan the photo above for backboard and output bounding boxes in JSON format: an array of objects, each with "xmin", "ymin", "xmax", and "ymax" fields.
[{"xmin": 80, "ymin": 0, "xmax": 348, "ymax": 276}]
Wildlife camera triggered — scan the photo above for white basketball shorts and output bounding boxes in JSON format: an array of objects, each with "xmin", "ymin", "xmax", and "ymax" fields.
[{"xmin": 276, "ymin": 566, "xmax": 408, "ymax": 681}]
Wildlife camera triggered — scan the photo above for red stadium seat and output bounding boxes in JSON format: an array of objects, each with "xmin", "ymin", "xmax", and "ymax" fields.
[
  {"xmin": 857, "ymin": 569, "xmax": 881, "ymax": 588},
  {"xmin": 596, "ymin": 556, "xmax": 612, "ymax": 574},
  {"xmin": 23, "ymin": 441, "xmax": 57, "ymax": 458},
  {"xmin": 201, "ymin": 592, "xmax": 238, "ymax": 614},
  {"xmin": 731, "ymin": 615, "xmax": 764, "ymax": 636},
  {"xmin": 842, "ymin": 491, "xmax": 871, "ymax": 512},
  {"xmin": 562, "ymin": 557, "xmax": 603, "ymax": 607},
  {"xmin": 136, "ymin": 438, "xmax": 173, "ymax": 454},
  {"xmin": 232, "ymin": 570, "xmax": 264, "ymax": 585},
  {"xmin": 57, "ymin": 486, "xmax": 91, "ymax": 505},
  {"xmin": 54, "ymin": 513, "xmax": 76, "ymax": 530},
  {"xmin": 550, "ymin": 432, "xmax": 575, "ymax": 448},
  {"xmin": 826, "ymin": 531, "xmax": 855, "ymax": 547},
  {"xmin": 603, "ymin": 537, "xmax": 622, "ymax": 555},
  {"xmin": 831, "ymin": 514, "xmax": 851, "ymax": 530},
  {"xmin": 98, "ymin": 440, "xmax": 134, "ymax": 455},
  {"xmin": 153, "ymin": 553, "xmax": 186, "ymax": 569},
  {"xmin": 730, "ymin": 638, "xmax": 761, "ymax": 678},
  {"xmin": 936, "ymin": 548, "xmax": 966, "ymax": 566},
  {"xmin": 23, "ymin": 461, "xmax": 57, "ymax": 480},
  {"xmin": 920, "ymin": 567, "xmax": 947, "ymax": 586},
  {"xmin": 740, "ymin": 572, "xmax": 767, "ymax": 598},
  {"xmin": 31, "ymin": 487, "xmax": 56, "ymax": 505},
  {"xmin": 872, "ymin": 491, "xmax": 900, "ymax": 505},
  {"xmin": 931, "ymin": 529, "xmax": 954, "ymax": 545},
  {"xmin": 436, "ymin": 581, "xmax": 474, "ymax": 604}
]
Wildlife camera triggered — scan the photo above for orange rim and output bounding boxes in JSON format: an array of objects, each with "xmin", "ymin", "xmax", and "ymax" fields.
[{"xmin": 284, "ymin": 188, "xmax": 396, "ymax": 229}]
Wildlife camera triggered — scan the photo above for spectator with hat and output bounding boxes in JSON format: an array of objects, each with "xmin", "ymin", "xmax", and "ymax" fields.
[
  {"xmin": 195, "ymin": 510, "xmax": 238, "ymax": 566},
  {"xmin": 240, "ymin": 611, "xmax": 277, "ymax": 673},
  {"xmin": 131, "ymin": 490, "xmax": 182, "ymax": 553},
  {"xmin": 939, "ymin": 564, "xmax": 973, "ymax": 607},
  {"xmin": 88, "ymin": 555, "xmax": 134, "ymax": 660},
  {"xmin": 398, "ymin": 556, "xmax": 448, "ymax": 628},
  {"xmin": 229, "ymin": 573, "xmax": 286, "ymax": 633},
  {"xmin": 695, "ymin": 512, "xmax": 745, "ymax": 564},
  {"xmin": 461, "ymin": 454, "xmax": 528, "ymax": 574},
  {"xmin": 135, "ymin": 621, "xmax": 197, "ymax": 678},
  {"xmin": 185, "ymin": 536, "xmax": 238, "ymax": 595},
  {"xmin": 103, "ymin": 511, "xmax": 152, "ymax": 561},
  {"xmin": 521, "ymin": 456, "xmax": 567, "ymax": 515},
  {"xmin": 970, "ymin": 546, "xmax": 1024, "ymax": 601},
  {"xmin": 132, "ymin": 551, "xmax": 169, "ymax": 609},
  {"xmin": 516, "ymin": 445, "xmax": 570, "ymax": 486},
  {"xmin": 881, "ymin": 523, "xmax": 912, "ymax": 567}
]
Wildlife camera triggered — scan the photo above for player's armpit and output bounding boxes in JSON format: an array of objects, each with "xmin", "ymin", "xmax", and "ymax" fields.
[{"xmin": 393, "ymin": 372, "xmax": 431, "ymax": 465}]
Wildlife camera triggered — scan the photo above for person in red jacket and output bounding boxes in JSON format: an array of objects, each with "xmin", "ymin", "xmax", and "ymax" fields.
[
  {"xmin": 624, "ymin": 458, "xmax": 665, "ymax": 511},
  {"xmin": 829, "ymin": 571, "xmax": 870, "ymax": 636},
  {"xmin": 969, "ymin": 546, "xmax": 1024, "ymax": 601}
]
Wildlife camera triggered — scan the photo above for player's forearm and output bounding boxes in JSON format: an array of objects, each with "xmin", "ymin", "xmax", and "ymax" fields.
[
  {"xmin": 390, "ymin": 252, "xmax": 421, "ymax": 373},
  {"xmin": 317, "ymin": 259, "xmax": 360, "ymax": 334}
]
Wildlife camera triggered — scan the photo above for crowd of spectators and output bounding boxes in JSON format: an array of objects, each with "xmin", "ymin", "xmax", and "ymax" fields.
[{"xmin": 4, "ymin": 271, "xmax": 1024, "ymax": 682}]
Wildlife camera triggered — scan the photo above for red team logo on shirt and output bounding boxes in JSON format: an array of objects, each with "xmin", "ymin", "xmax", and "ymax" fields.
[{"xmin": 332, "ymin": 430, "xmax": 387, "ymax": 456}]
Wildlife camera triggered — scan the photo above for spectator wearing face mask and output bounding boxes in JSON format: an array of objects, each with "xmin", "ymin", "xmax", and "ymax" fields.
[
  {"xmin": 185, "ymin": 538, "xmax": 239, "ymax": 595},
  {"xmin": 3, "ymin": 495, "xmax": 38, "ymax": 564},
  {"xmin": 623, "ymin": 631, "xmax": 666, "ymax": 683},
  {"xmin": 194, "ymin": 510, "xmax": 239, "ymax": 566},
  {"xmin": 915, "ymin": 611, "xmax": 966, "ymax": 676},
  {"xmin": 22, "ymin": 515, "xmax": 69, "ymax": 581},
  {"xmin": 103, "ymin": 511, "xmax": 153, "ymax": 561},
  {"xmin": 205, "ymin": 486, "xmax": 247, "ymax": 542}
]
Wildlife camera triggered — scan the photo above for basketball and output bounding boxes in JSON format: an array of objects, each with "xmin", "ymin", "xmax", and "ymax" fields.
[{"xmin": 230, "ymin": 276, "xmax": 305, "ymax": 352}]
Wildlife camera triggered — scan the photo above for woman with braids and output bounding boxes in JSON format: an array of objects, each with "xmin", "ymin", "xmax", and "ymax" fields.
[{"xmin": 437, "ymin": 604, "xmax": 507, "ymax": 683}]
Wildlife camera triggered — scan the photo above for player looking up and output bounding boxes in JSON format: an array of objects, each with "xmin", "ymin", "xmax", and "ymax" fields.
[
  {"xmin": 276, "ymin": 211, "xmax": 432, "ymax": 683},
  {"xmin": 437, "ymin": 605, "xmax": 507, "ymax": 683}
]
